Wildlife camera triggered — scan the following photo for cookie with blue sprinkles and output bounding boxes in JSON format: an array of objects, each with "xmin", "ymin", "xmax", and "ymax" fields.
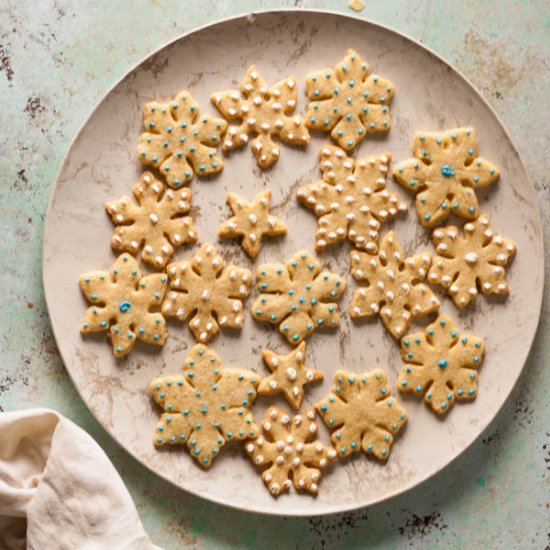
[
  {"xmin": 137, "ymin": 91, "xmax": 227, "ymax": 188},
  {"xmin": 316, "ymin": 369, "xmax": 407, "ymax": 461},
  {"xmin": 305, "ymin": 49, "xmax": 395, "ymax": 151},
  {"xmin": 251, "ymin": 249, "xmax": 346, "ymax": 345},
  {"xmin": 79, "ymin": 253, "xmax": 168, "ymax": 357},
  {"xmin": 150, "ymin": 344, "xmax": 260, "ymax": 468},
  {"xmin": 392, "ymin": 127, "xmax": 499, "ymax": 227},
  {"xmin": 397, "ymin": 314, "xmax": 485, "ymax": 415}
]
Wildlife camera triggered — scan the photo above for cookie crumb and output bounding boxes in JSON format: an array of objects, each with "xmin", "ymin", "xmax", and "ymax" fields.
[{"xmin": 349, "ymin": 0, "xmax": 365, "ymax": 12}]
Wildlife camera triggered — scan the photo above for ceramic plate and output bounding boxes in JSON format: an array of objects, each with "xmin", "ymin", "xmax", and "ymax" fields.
[{"xmin": 43, "ymin": 10, "xmax": 544, "ymax": 516}]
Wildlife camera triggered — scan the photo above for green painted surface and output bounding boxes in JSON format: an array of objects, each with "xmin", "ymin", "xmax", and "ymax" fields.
[{"xmin": 1, "ymin": 1, "xmax": 548, "ymax": 547}]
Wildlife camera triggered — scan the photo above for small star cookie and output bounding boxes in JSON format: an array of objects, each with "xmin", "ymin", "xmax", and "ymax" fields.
[
  {"xmin": 246, "ymin": 406, "xmax": 336, "ymax": 496},
  {"xmin": 105, "ymin": 172, "xmax": 198, "ymax": 269},
  {"xmin": 211, "ymin": 66, "xmax": 310, "ymax": 169},
  {"xmin": 397, "ymin": 314, "xmax": 485, "ymax": 415},
  {"xmin": 392, "ymin": 128, "xmax": 499, "ymax": 227},
  {"xmin": 258, "ymin": 342, "xmax": 323, "ymax": 410},
  {"xmin": 349, "ymin": 231, "xmax": 440, "ymax": 339},
  {"xmin": 150, "ymin": 344, "xmax": 259, "ymax": 467},
  {"xmin": 305, "ymin": 49, "xmax": 394, "ymax": 151},
  {"xmin": 427, "ymin": 214, "xmax": 516, "ymax": 308},
  {"xmin": 218, "ymin": 189, "xmax": 287, "ymax": 257},
  {"xmin": 79, "ymin": 253, "xmax": 167, "ymax": 357},
  {"xmin": 162, "ymin": 243, "xmax": 252, "ymax": 343},
  {"xmin": 316, "ymin": 370, "xmax": 407, "ymax": 460}
]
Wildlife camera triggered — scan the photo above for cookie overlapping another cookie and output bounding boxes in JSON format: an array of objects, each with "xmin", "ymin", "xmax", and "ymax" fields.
[
  {"xmin": 150, "ymin": 344, "xmax": 259, "ymax": 467},
  {"xmin": 297, "ymin": 146, "xmax": 406, "ymax": 253}
]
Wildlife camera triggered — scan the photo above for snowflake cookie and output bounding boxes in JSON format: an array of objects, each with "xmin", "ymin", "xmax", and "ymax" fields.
[
  {"xmin": 297, "ymin": 146, "xmax": 407, "ymax": 253},
  {"xmin": 258, "ymin": 342, "xmax": 323, "ymax": 410},
  {"xmin": 137, "ymin": 91, "xmax": 227, "ymax": 188},
  {"xmin": 316, "ymin": 370, "xmax": 407, "ymax": 460},
  {"xmin": 162, "ymin": 243, "xmax": 252, "ymax": 343},
  {"xmin": 428, "ymin": 214, "xmax": 516, "ymax": 308},
  {"xmin": 397, "ymin": 314, "xmax": 485, "ymax": 415},
  {"xmin": 246, "ymin": 406, "xmax": 336, "ymax": 496},
  {"xmin": 79, "ymin": 253, "xmax": 167, "ymax": 357},
  {"xmin": 350, "ymin": 231, "xmax": 440, "ymax": 339},
  {"xmin": 218, "ymin": 189, "xmax": 287, "ymax": 258},
  {"xmin": 305, "ymin": 49, "xmax": 394, "ymax": 151},
  {"xmin": 105, "ymin": 172, "xmax": 198, "ymax": 269},
  {"xmin": 251, "ymin": 250, "xmax": 346, "ymax": 345},
  {"xmin": 150, "ymin": 344, "xmax": 259, "ymax": 467},
  {"xmin": 392, "ymin": 128, "xmax": 499, "ymax": 227},
  {"xmin": 211, "ymin": 66, "xmax": 310, "ymax": 169}
]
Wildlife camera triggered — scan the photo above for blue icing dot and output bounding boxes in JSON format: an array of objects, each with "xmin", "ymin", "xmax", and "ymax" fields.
[{"xmin": 441, "ymin": 165, "xmax": 455, "ymax": 177}]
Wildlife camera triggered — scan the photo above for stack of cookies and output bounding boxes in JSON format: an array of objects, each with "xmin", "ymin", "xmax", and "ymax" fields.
[{"xmin": 78, "ymin": 49, "xmax": 516, "ymax": 497}]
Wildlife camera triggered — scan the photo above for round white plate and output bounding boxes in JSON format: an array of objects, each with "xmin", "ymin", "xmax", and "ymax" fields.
[{"xmin": 43, "ymin": 10, "xmax": 544, "ymax": 516}]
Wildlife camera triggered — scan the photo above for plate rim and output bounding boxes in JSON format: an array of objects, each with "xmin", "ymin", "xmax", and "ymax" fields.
[{"xmin": 42, "ymin": 8, "xmax": 545, "ymax": 517}]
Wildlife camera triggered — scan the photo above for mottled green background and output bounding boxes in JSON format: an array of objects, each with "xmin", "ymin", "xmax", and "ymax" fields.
[{"xmin": 1, "ymin": 1, "xmax": 548, "ymax": 548}]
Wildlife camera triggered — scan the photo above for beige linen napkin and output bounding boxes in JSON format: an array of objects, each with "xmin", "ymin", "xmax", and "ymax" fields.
[{"xmin": 0, "ymin": 408, "xmax": 161, "ymax": 549}]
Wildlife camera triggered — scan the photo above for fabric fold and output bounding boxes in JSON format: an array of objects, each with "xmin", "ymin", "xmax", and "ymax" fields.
[{"xmin": 0, "ymin": 408, "xmax": 160, "ymax": 549}]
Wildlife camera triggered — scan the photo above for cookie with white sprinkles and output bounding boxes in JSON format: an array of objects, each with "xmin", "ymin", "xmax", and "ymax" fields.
[
  {"xmin": 246, "ymin": 406, "xmax": 336, "ymax": 496},
  {"xmin": 218, "ymin": 189, "xmax": 287, "ymax": 258},
  {"xmin": 427, "ymin": 214, "xmax": 516, "ymax": 308},
  {"xmin": 105, "ymin": 172, "xmax": 197, "ymax": 269},
  {"xmin": 349, "ymin": 231, "xmax": 440, "ymax": 339},
  {"xmin": 297, "ymin": 146, "xmax": 406, "ymax": 253},
  {"xmin": 211, "ymin": 66, "xmax": 310, "ymax": 169},
  {"xmin": 162, "ymin": 243, "xmax": 252, "ymax": 343},
  {"xmin": 258, "ymin": 342, "xmax": 323, "ymax": 410}
]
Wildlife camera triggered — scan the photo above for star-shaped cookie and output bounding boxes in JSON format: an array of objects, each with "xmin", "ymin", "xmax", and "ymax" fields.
[
  {"xmin": 258, "ymin": 342, "xmax": 323, "ymax": 409},
  {"xmin": 218, "ymin": 190, "xmax": 287, "ymax": 257}
]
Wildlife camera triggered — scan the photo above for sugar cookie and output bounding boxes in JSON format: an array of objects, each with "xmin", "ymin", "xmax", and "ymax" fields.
[
  {"xmin": 316, "ymin": 370, "xmax": 407, "ymax": 460},
  {"xmin": 137, "ymin": 91, "xmax": 227, "ymax": 187},
  {"xmin": 392, "ymin": 128, "xmax": 499, "ymax": 227},
  {"xmin": 258, "ymin": 342, "xmax": 323, "ymax": 410},
  {"xmin": 245, "ymin": 406, "xmax": 336, "ymax": 496},
  {"xmin": 397, "ymin": 314, "xmax": 485, "ymax": 415},
  {"xmin": 150, "ymin": 344, "xmax": 259, "ymax": 467},
  {"xmin": 428, "ymin": 214, "xmax": 516, "ymax": 307},
  {"xmin": 218, "ymin": 190, "xmax": 287, "ymax": 258},
  {"xmin": 297, "ymin": 146, "xmax": 406, "ymax": 253},
  {"xmin": 350, "ymin": 231, "xmax": 440, "ymax": 338},
  {"xmin": 162, "ymin": 243, "xmax": 252, "ymax": 343},
  {"xmin": 251, "ymin": 250, "xmax": 346, "ymax": 345},
  {"xmin": 105, "ymin": 172, "xmax": 197, "ymax": 269},
  {"xmin": 211, "ymin": 67, "xmax": 310, "ymax": 169},
  {"xmin": 79, "ymin": 253, "xmax": 167, "ymax": 357},
  {"xmin": 305, "ymin": 49, "xmax": 394, "ymax": 151}
]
